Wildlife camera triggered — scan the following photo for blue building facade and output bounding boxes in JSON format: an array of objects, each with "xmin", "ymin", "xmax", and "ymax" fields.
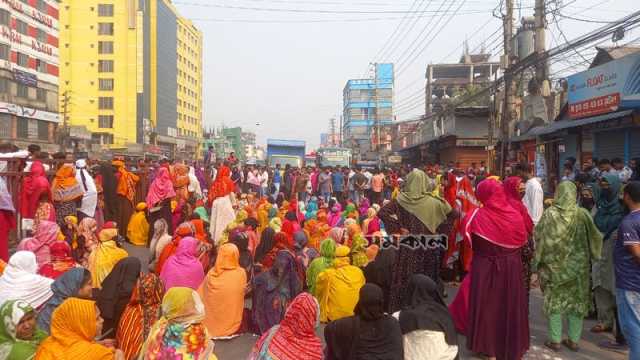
[{"xmin": 343, "ymin": 63, "xmax": 394, "ymax": 162}]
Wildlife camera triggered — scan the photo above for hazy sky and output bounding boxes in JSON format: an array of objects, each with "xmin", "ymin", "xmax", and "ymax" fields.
[{"xmin": 173, "ymin": 0, "xmax": 638, "ymax": 149}]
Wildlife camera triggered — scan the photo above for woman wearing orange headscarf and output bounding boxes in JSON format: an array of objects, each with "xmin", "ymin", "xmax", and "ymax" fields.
[
  {"xmin": 198, "ymin": 243, "xmax": 247, "ymax": 338},
  {"xmin": 172, "ymin": 163, "xmax": 190, "ymax": 203},
  {"xmin": 51, "ymin": 164, "xmax": 84, "ymax": 225},
  {"xmin": 208, "ymin": 164, "xmax": 236, "ymax": 245},
  {"xmin": 34, "ymin": 297, "xmax": 119, "ymax": 360},
  {"xmin": 112, "ymin": 160, "xmax": 140, "ymax": 239}
]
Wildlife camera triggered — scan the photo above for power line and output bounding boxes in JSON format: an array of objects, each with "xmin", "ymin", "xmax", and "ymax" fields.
[
  {"xmin": 378, "ymin": 0, "xmax": 434, "ymax": 61},
  {"xmin": 173, "ymin": 1, "xmax": 495, "ymax": 14},
  {"xmin": 189, "ymin": 13, "xmax": 481, "ymax": 23},
  {"xmin": 396, "ymin": 0, "xmax": 469, "ymax": 76},
  {"xmin": 370, "ymin": 0, "xmax": 424, "ymax": 64}
]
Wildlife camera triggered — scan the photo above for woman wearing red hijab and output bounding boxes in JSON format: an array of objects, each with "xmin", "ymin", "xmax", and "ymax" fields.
[
  {"xmin": 455, "ymin": 179, "xmax": 529, "ymax": 360},
  {"xmin": 20, "ymin": 160, "xmax": 51, "ymax": 219},
  {"xmin": 208, "ymin": 162, "xmax": 236, "ymax": 244},
  {"xmin": 503, "ymin": 176, "xmax": 536, "ymax": 307}
]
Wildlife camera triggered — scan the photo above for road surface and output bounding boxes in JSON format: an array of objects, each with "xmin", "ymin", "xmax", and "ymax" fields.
[{"xmin": 124, "ymin": 243, "xmax": 626, "ymax": 360}]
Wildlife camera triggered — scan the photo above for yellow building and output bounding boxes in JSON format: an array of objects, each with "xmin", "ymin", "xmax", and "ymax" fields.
[{"xmin": 59, "ymin": 0, "xmax": 203, "ymax": 157}]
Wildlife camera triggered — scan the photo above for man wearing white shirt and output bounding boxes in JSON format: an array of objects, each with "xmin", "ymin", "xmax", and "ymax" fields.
[{"xmin": 522, "ymin": 165, "xmax": 544, "ymax": 225}]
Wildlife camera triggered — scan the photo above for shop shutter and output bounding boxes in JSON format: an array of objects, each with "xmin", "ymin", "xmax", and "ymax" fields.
[
  {"xmin": 629, "ymin": 129, "xmax": 640, "ymax": 160},
  {"xmin": 595, "ymin": 130, "xmax": 625, "ymax": 161}
]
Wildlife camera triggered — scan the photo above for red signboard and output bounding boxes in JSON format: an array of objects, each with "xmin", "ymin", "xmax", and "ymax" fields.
[{"xmin": 568, "ymin": 93, "xmax": 620, "ymax": 119}]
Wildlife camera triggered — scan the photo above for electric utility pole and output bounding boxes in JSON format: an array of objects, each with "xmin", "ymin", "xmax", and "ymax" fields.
[
  {"xmin": 501, "ymin": 0, "xmax": 515, "ymax": 175},
  {"xmin": 534, "ymin": 0, "xmax": 549, "ymax": 95}
]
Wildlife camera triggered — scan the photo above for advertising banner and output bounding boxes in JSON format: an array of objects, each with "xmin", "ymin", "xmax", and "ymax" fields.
[{"xmin": 567, "ymin": 51, "xmax": 640, "ymax": 119}]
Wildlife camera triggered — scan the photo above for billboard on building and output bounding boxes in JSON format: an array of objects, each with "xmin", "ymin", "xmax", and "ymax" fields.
[{"xmin": 567, "ymin": 51, "xmax": 640, "ymax": 119}]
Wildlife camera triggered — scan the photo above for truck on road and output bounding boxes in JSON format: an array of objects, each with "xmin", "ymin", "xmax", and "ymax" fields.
[{"xmin": 266, "ymin": 139, "xmax": 306, "ymax": 168}]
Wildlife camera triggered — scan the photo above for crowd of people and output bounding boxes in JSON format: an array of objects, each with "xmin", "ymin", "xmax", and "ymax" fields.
[{"xmin": 0, "ymin": 142, "xmax": 639, "ymax": 360}]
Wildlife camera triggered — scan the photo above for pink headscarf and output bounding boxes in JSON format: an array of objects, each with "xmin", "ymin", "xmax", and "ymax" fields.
[
  {"xmin": 328, "ymin": 227, "xmax": 346, "ymax": 245},
  {"xmin": 327, "ymin": 203, "xmax": 342, "ymax": 227},
  {"xmin": 159, "ymin": 236, "xmax": 204, "ymax": 291},
  {"xmin": 463, "ymin": 179, "xmax": 527, "ymax": 249},
  {"xmin": 17, "ymin": 220, "xmax": 60, "ymax": 266},
  {"xmin": 146, "ymin": 167, "xmax": 176, "ymax": 208},
  {"xmin": 503, "ymin": 176, "xmax": 534, "ymax": 236}
]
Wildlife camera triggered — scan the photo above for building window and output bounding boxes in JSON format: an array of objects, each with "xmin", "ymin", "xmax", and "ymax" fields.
[
  {"xmin": 0, "ymin": 9, "xmax": 9, "ymax": 26},
  {"xmin": 37, "ymin": 120, "xmax": 48, "ymax": 141},
  {"xmin": 98, "ymin": 97, "xmax": 114, "ymax": 109},
  {"xmin": 36, "ymin": 59, "xmax": 47, "ymax": 73},
  {"xmin": 0, "ymin": 78, "xmax": 8, "ymax": 93},
  {"xmin": 99, "ymin": 78, "xmax": 114, "ymax": 91},
  {"xmin": 17, "ymin": 117, "xmax": 28, "ymax": 139},
  {"xmin": 36, "ymin": 88, "xmax": 46, "ymax": 102},
  {"xmin": 98, "ymin": 115, "xmax": 113, "ymax": 128},
  {"xmin": 98, "ymin": 4, "xmax": 114, "ymax": 16},
  {"xmin": 98, "ymin": 41, "xmax": 114, "ymax": 54},
  {"xmin": 36, "ymin": 0, "xmax": 48, "ymax": 12},
  {"xmin": 98, "ymin": 60, "xmax": 114, "ymax": 72},
  {"xmin": 15, "ymin": 19, "xmax": 28, "ymax": 36},
  {"xmin": 36, "ymin": 29, "xmax": 47, "ymax": 43},
  {"xmin": 0, "ymin": 113, "xmax": 10, "ymax": 138},
  {"xmin": 17, "ymin": 84, "xmax": 29, "ymax": 98},
  {"xmin": 98, "ymin": 23, "xmax": 114, "ymax": 35},
  {"xmin": 0, "ymin": 44, "xmax": 8, "ymax": 60},
  {"xmin": 17, "ymin": 53, "xmax": 29, "ymax": 67}
]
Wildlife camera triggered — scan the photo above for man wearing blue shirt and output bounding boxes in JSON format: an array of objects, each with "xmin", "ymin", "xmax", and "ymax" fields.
[
  {"xmin": 332, "ymin": 167, "xmax": 345, "ymax": 204},
  {"xmin": 615, "ymin": 181, "xmax": 640, "ymax": 360}
]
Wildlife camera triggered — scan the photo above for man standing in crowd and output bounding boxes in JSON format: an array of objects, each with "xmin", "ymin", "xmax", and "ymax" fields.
[
  {"xmin": 615, "ymin": 181, "xmax": 640, "ymax": 359},
  {"xmin": 352, "ymin": 168, "xmax": 368, "ymax": 205},
  {"xmin": 318, "ymin": 167, "xmax": 332, "ymax": 203},
  {"xmin": 370, "ymin": 169, "xmax": 384, "ymax": 205},
  {"xmin": 331, "ymin": 166, "xmax": 345, "ymax": 204},
  {"xmin": 522, "ymin": 163, "xmax": 544, "ymax": 225},
  {"xmin": 272, "ymin": 164, "xmax": 282, "ymax": 197}
]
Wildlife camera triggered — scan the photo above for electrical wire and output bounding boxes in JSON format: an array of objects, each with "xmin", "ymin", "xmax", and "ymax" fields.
[{"xmin": 173, "ymin": 1, "xmax": 494, "ymax": 14}]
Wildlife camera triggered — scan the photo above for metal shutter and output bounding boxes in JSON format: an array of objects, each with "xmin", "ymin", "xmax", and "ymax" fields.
[
  {"xmin": 595, "ymin": 130, "xmax": 625, "ymax": 161},
  {"xmin": 630, "ymin": 129, "xmax": 640, "ymax": 160}
]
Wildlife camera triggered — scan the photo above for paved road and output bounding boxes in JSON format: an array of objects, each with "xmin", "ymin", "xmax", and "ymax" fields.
[{"xmin": 124, "ymin": 244, "xmax": 626, "ymax": 360}]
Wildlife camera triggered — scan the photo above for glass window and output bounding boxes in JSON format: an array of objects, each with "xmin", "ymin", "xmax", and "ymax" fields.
[
  {"xmin": 98, "ymin": 23, "xmax": 114, "ymax": 35},
  {"xmin": 0, "ymin": 44, "xmax": 8, "ymax": 60},
  {"xmin": 98, "ymin": 115, "xmax": 113, "ymax": 128},
  {"xmin": 99, "ymin": 78, "xmax": 114, "ymax": 91},
  {"xmin": 0, "ymin": 113, "xmax": 10, "ymax": 138},
  {"xmin": 36, "ymin": 29, "xmax": 47, "ymax": 43},
  {"xmin": 17, "ymin": 84, "xmax": 29, "ymax": 98},
  {"xmin": 36, "ymin": 0, "xmax": 48, "ymax": 12},
  {"xmin": 37, "ymin": 120, "xmax": 48, "ymax": 141},
  {"xmin": 0, "ymin": 9, "xmax": 9, "ymax": 26},
  {"xmin": 15, "ymin": 20, "xmax": 28, "ymax": 36},
  {"xmin": 36, "ymin": 59, "xmax": 47, "ymax": 73},
  {"xmin": 36, "ymin": 88, "xmax": 46, "ymax": 102},
  {"xmin": 98, "ymin": 41, "xmax": 113, "ymax": 54},
  {"xmin": 98, "ymin": 60, "xmax": 114, "ymax": 72},
  {"xmin": 98, "ymin": 4, "xmax": 114, "ymax": 16},
  {"xmin": 0, "ymin": 78, "xmax": 8, "ymax": 93},
  {"xmin": 17, "ymin": 53, "xmax": 29, "ymax": 67},
  {"xmin": 17, "ymin": 117, "xmax": 28, "ymax": 139},
  {"xmin": 98, "ymin": 97, "xmax": 113, "ymax": 109}
]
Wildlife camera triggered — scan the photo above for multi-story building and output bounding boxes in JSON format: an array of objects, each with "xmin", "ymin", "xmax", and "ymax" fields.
[
  {"xmin": 0, "ymin": 0, "xmax": 60, "ymax": 152},
  {"xmin": 342, "ymin": 63, "xmax": 393, "ymax": 163},
  {"xmin": 425, "ymin": 52, "xmax": 499, "ymax": 115},
  {"xmin": 60, "ymin": 0, "xmax": 202, "ymax": 158},
  {"xmin": 242, "ymin": 130, "xmax": 256, "ymax": 161}
]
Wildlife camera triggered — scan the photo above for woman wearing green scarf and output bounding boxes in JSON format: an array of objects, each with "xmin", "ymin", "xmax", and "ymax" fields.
[
  {"xmin": 0, "ymin": 300, "xmax": 47, "ymax": 360},
  {"xmin": 306, "ymin": 238, "xmax": 337, "ymax": 295},
  {"xmin": 377, "ymin": 168, "xmax": 453, "ymax": 313},
  {"xmin": 534, "ymin": 181, "xmax": 603, "ymax": 351},
  {"xmin": 591, "ymin": 174, "xmax": 625, "ymax": 334}
]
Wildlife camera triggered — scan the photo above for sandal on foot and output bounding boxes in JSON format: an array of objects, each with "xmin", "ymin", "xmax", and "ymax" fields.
[
  {"xmin": 544, "ymin": 341, "xmax": 561, "ymax": 352},
  {"xmin": 590, "ymin": 324, "xmax": 612, "ymax": 333},
  {"xmin": 562, "ymin": 339, "xmax": 579, "ymax": 352}
]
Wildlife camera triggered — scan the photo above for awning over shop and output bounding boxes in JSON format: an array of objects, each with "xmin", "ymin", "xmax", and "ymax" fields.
[{"xmin": 517, "ymin": 109, "xmax": 635, "ymax": 139}]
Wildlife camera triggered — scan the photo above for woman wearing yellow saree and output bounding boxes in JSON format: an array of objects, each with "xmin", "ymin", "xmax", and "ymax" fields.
[{"xmin": 88, "ymin": 224, "xmax": 128, "ymax": 288}]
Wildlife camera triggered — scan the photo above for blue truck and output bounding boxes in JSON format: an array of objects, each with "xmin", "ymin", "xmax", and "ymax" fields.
[{"xmin": 266, "ymin": 139, "xmax": 306, "ymax": 168}]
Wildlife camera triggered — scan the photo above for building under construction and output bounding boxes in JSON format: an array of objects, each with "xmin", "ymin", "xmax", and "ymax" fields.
[{"xmin": 342, "ymin": 63, "xmax": 394, "ymax": 164}]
